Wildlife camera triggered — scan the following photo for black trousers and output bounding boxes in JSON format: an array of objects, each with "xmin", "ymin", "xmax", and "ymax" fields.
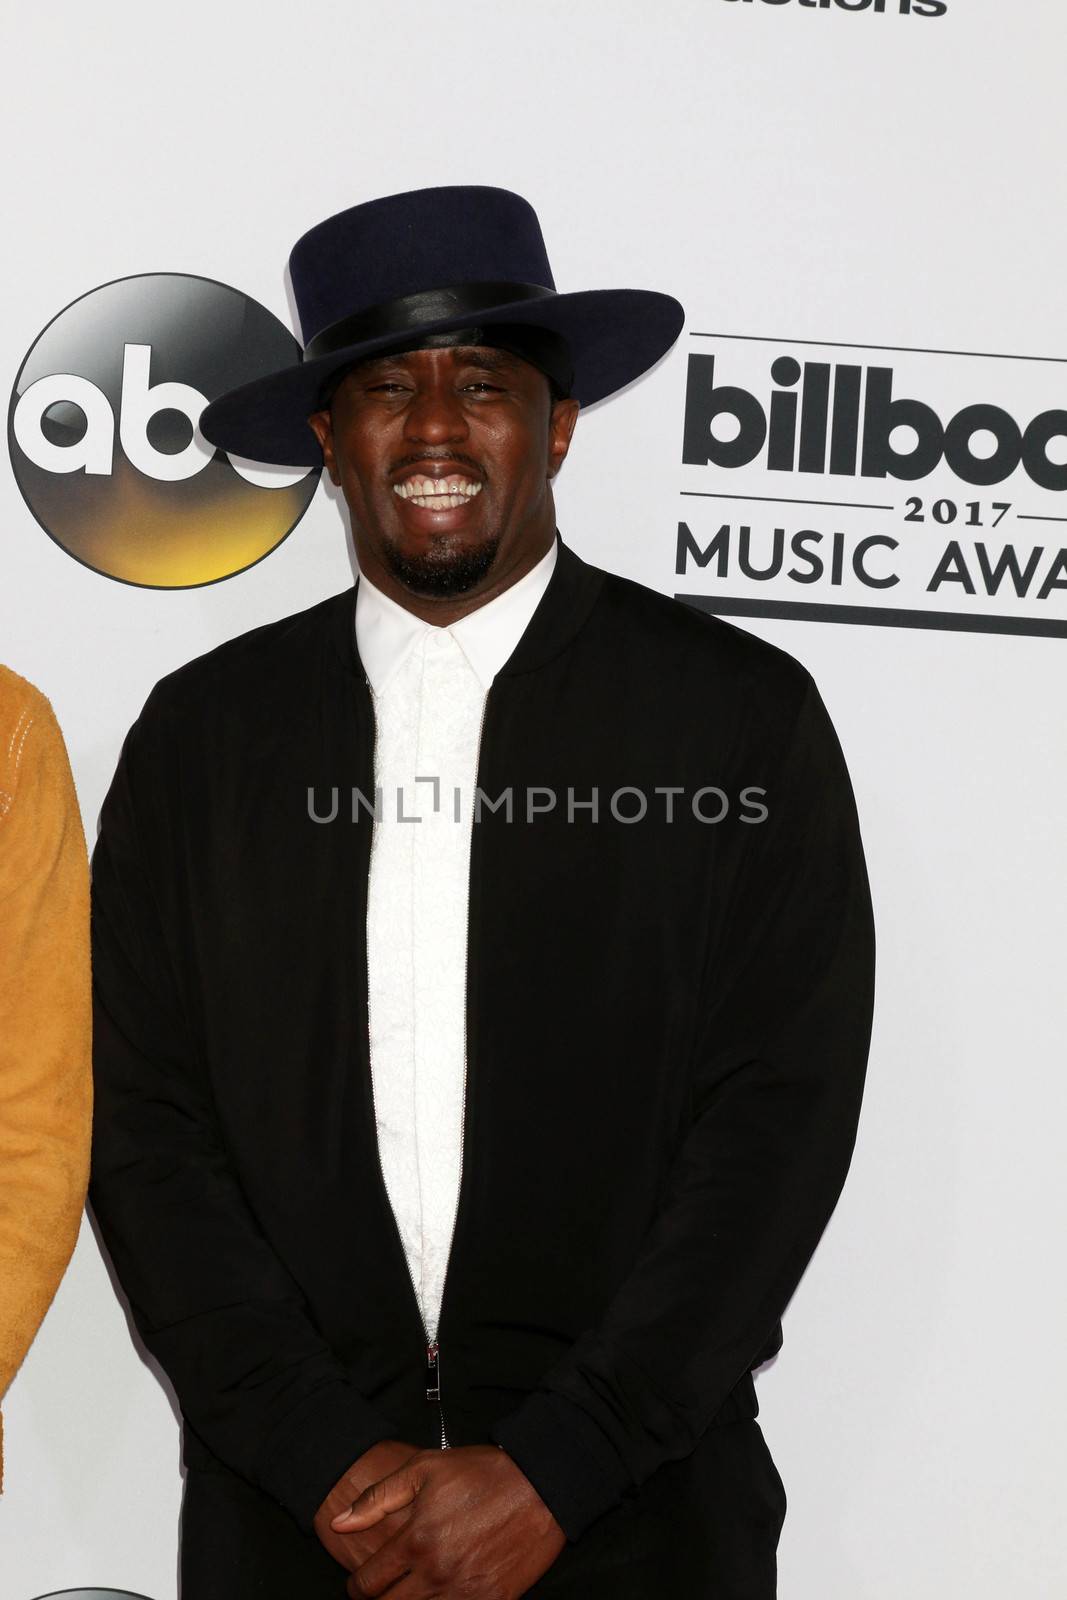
[{"xmin": 179, "ymin": 1419, "xmax": 786, "ymax": 1599}]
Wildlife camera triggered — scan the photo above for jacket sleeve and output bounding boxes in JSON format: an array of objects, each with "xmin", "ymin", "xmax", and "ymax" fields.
[
  {"xmin": 490, "ymin": 669, "xmax": 876, "ymax": 1540},
  {"xmin": 89, "ymin": 691, "xmax": 395, "ymax": 1530},
  {"xmin": 0, "ymin": 693, "xmax": 92, "ymax": 1482}
]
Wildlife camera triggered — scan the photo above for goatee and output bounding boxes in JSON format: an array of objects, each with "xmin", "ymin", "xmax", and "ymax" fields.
[{"xmin": 382, "ymin": 532, "xmax": 501, "ymax": 597}]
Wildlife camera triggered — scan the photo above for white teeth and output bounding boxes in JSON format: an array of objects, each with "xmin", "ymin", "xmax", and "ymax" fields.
[
  {"xmin": 407, "ymin": 493, "xmax": 469, "ymax": 509},
  {"xmin": 393, "ymin": 476, "xmax": 483, "ymax": 507}
]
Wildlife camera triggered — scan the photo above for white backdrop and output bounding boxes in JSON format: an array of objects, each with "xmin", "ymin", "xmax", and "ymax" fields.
[{"xmin": 2, "ymin": 3, "xmax": 1065, "ymax": 1595}]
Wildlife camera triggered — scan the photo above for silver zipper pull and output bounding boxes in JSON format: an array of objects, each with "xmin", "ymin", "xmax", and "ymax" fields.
[{"xmin": 426, "ymin": 1339, "xmax": 441, "ymax": 1403}]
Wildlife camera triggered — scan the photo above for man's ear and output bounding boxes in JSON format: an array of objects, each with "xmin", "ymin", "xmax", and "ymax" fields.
[
  {"xmin": 547, "ymin": 397, "xmax": 580, "ymax": 480},
  {"xmin": 306, "ymin": 408, "xmax": 340, "ymax": 485}
]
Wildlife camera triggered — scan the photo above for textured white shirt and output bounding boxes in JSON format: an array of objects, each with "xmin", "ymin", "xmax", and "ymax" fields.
[{"xmin": 356, "ymin": 540, "xmax": 557, "ymax": 1342}]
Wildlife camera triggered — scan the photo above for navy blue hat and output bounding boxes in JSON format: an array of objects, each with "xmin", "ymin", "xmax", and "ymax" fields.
[{"xmin": 198, "ymin": 185, "xmax": 685, "ymax": 467}]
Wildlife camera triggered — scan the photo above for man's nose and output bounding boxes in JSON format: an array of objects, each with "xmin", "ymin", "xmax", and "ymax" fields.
[{"xmin": 403, "ymin": 380, "xmax": 469, "ymax": 444}]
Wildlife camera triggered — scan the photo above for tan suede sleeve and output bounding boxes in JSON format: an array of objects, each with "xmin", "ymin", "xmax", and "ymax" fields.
[{"xmin": 0, "ymin": 668, "xmax": 93, "ymax": 1487}]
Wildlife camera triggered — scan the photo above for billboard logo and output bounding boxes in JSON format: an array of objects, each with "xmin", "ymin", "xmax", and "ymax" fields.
[
  {"xmin": 8, "ymin": 274, "xmax": 319, "ymax": 589},
  {"xmin": 676, "ymin": 333, "xmax": 1067, "ymax": 638},
  {"xmin": 682, "ymin": 355, "xmax": 1067, "ymax": 490}
]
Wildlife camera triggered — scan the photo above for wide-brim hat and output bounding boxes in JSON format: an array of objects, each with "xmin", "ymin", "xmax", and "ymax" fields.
[{"xmin": 198, "ymin": 185, "xmax": 685, "ymax": 468}]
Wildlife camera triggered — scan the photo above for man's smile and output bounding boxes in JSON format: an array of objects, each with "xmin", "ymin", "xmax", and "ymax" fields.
[
  {"xmin": 307, "ymin": 343, "xmax": 577, "ymax": 609},
  {"xmin": 392, "ymin": 474, "xmax": 485, "ymax": 511}
]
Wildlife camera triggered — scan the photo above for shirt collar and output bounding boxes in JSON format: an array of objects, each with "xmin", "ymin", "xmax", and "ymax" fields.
[{"xmin": 355, "ymin": 538, "xmax": 559, "ymax": 696}]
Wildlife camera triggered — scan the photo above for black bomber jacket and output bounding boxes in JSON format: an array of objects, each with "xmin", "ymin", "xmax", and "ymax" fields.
[{"xmin": 89, "ymin": 530, "xmax": 875, "ymax": 1579}]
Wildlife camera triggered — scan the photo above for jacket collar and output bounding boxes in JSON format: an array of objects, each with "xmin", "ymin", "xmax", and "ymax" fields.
[
  {"xmin": 330, "ymin": 529, "xmax": 605, "ymax": 686},
  {"xmin": 354, "ymin": 538, "xmax": 559, "ymax": 696}
]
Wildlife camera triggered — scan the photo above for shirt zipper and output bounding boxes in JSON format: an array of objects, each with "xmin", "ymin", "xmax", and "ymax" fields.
[{"xmin": 362, "ymin": 674, "xmax": 489, "ymax": 1453}]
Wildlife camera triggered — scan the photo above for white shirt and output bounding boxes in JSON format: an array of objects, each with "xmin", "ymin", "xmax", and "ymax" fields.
[{"xmin": 356, "ymin": 540, "xmax": 557, "ymax": 1343}]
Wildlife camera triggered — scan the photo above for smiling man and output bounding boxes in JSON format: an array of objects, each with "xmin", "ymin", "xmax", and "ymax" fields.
[
  {"xmin": 313, "ymin": 337, "xmax": 577, "ymax": 609},
  {"xmin": 89, "ymin": 186, "xmax": 875, "ymax": 1600}
]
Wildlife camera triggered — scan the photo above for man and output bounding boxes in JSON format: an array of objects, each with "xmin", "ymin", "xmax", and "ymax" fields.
[
  {"xmin": 0, "ymin": 666, "xmax": 92, "ymax": 1489},
  {"xmin": 90, "ymin": 185, "xmax": 875, "ymax": 1599}
]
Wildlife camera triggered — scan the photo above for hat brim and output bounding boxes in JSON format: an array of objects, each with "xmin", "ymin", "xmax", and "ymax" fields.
[{"xmin": 197, "ymin": 288, "xmax": 685, "ymax": 467}]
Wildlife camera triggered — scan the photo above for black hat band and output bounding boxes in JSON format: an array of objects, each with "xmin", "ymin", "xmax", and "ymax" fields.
[{"xmin": 305, "ymin": 281, "xmax": 575, "ymax": 405}]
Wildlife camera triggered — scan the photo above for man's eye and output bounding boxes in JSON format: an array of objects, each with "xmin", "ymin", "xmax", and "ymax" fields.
[
  {"xmin": 368, "ymin": 382, "xmax": 407, "ymax": 394},
  {"xmin": 463, "ymin": 382, "xmax": 501, "ymax": 394}
]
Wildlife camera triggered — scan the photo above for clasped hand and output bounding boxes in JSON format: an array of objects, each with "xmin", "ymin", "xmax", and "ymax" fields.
[{"xmin": 316, "ymin": 1439, "xmax": 566, "ymax": 1599}]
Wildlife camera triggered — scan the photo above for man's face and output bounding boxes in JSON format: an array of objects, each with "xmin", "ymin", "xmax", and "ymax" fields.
[{"xmin": 307, "ymin": 344, "xmax": 579, "ymax": 603}]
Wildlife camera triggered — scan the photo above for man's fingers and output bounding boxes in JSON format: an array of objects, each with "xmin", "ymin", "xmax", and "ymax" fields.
[
  {"xmin": 344, "ymin": 1527, "xmax": 420, "ymax": 1598},
  {"xmin": 346, "ymin": 1574, "xmax": 433, "ymax": 1600},
  {"xmin": 331, "ymin": 1465, "xmax": 422, "ymax": 1531}
]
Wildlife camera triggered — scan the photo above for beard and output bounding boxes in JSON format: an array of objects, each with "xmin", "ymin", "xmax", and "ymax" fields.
[{"xmin": 380, "ymin": 529, "xmax": 502, "ymax": 597}]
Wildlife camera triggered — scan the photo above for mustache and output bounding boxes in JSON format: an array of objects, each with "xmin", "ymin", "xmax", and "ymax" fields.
[{"xmin": 389, "ymin": 451, "xmax": 485, "ymax": 478}]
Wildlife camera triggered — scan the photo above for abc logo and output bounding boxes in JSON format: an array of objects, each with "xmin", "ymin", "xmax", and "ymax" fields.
[
  {"xmin": 29, "ymin": 1591, "xmax": 156, "ymax": 1598},
  {"xmin": 8, "ymin": 274, "xmax": 319, "ymax": 588}
]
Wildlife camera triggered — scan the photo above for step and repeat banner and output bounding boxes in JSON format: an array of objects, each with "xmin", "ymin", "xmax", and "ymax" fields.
[{"xmin": 2, "ymin": 3, "xmax": 1064, "ymax": 1597}]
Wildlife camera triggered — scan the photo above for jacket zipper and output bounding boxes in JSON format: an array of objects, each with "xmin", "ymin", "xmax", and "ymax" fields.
[
  {"xmin": 426, "ymin": 686, "xmax": 487, "ymax": 1447},
  {"xmin": 362, "ymin": 676, "xmax": 489, "ymax": 1452}
]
